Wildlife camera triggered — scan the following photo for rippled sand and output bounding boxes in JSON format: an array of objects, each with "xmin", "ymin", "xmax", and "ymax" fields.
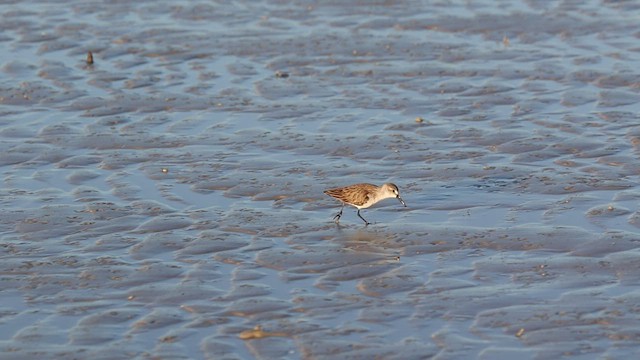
[{"xmin": 2, "ymin": 1, "xmax": 640, "ymax": 359}]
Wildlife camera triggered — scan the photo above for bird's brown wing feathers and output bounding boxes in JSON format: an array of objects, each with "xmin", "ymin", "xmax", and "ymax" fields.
[{"xmin": 324, "ymin": 183, "xmax": 377, "ymax": 206}]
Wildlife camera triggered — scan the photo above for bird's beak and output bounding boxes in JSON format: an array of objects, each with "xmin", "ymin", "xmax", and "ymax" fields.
[{"xmin": 397, "ymin": 196, "xmax": 406, "ymax": 207}]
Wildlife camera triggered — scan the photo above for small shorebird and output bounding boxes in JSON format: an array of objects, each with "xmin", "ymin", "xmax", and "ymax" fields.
[{"xmin": 324, "ymin": 183, "xmax": 406, "ymax": 225}]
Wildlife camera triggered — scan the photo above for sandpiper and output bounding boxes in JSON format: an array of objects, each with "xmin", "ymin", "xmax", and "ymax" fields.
[{"xmin": 324, "ymin": 183, "xmax": 406, "ymax": 225}]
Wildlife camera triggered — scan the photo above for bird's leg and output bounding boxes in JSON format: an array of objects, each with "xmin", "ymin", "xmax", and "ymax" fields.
[
  {"xmin": 357, "ymin": 209, "xmax": 371, "ymax": 226},
  {"xmin": 332, "ymin": 204, "xmax": 344, "ymax": 223}
]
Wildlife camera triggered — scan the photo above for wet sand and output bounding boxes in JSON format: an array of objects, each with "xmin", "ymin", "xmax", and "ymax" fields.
[{"xmin": 2, "ymin": 1, "xmax": 640, "ymax": 359}]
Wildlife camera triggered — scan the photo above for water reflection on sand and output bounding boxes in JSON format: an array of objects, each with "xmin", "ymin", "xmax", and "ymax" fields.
[{"xmin": 2, "ymin": 0, "xmax": 640, "ymax": 358}]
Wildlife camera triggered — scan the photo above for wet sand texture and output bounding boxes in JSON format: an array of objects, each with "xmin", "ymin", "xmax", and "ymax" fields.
[{"xmin": 2, "ymin": 1, "xmax": 640, "ymax": 359}]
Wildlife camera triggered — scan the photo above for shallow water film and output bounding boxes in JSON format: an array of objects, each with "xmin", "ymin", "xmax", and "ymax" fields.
[{"xmin": 2, "ymin": 1, "xmax": 640, "ymax": 359}]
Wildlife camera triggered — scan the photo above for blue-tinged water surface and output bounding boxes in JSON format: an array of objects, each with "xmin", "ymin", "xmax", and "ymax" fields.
[{"xmin": 2, "ymin": 1, "xmax": 640, "ymax": 359}]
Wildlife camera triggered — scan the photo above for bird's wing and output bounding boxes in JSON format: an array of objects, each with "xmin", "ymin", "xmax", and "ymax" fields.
[
  {"xmin": 324, "ymin": 183, "xmax": 375, "ymax": 207},
  {"xmin": 341, "ymin": 184, "xmax": 375, "ymax": 206}
]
